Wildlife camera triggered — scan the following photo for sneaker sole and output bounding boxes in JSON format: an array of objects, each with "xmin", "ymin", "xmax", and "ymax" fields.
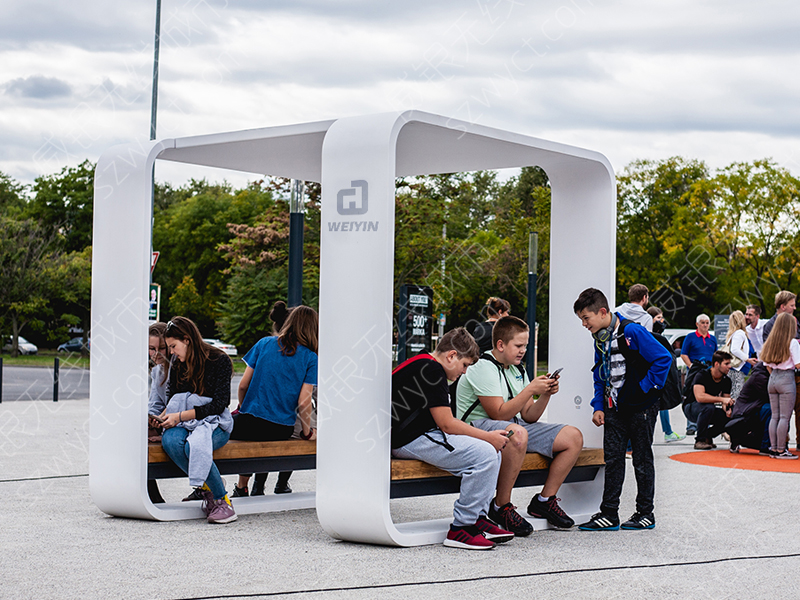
[
  {"xmin": 578, "ymin": 524, "xmax": 619, "ymax": 531},
  {"xmin": 443, "ymin": 539, "xmax": 495, "ymax": 550},
  {"xmin": 482, "ymin": 533, "xmax": 514, "ymax": 543},
  {"xmin": 621, "ymin": 524, "xmax": 655, "ymax": 530},
  {"xmin": 527, "ymin": 512, "xmax": 575, "ymax": 529},
  {"xmin": 208, "ymin": 513, "xmax": 238, "ymax": 524}
]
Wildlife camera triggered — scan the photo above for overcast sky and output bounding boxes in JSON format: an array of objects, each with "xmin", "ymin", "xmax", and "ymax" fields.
[{"xmin": 1, "ymin": 0, "xmax": 799, "ymax": 187}]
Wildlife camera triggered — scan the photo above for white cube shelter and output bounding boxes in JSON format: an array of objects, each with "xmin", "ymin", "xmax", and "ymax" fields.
[{"xmin": 90, "ymin": 111, "xmax": 615, "ymax": 546}]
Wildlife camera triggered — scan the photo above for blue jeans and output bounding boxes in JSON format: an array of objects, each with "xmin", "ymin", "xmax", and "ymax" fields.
[
  {"xmin": 162, "ymin": 426, "xmax": 230, "ymax": 499},
  {"xmin": 659, "ymin": 410, "xmax": 673, "ymax": 436}
]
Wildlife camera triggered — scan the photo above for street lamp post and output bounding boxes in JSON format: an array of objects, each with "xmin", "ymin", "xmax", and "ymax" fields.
[{"xmin": 288, "ymin": 180, "xmax": 305, "ymax": 307}]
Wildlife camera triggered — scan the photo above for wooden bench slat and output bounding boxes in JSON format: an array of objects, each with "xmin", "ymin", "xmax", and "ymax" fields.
[
  {"xmin": 149, "ymin": 441, "xmax": 602, "ymax": 482},
  {"xmin": 148, "ymin": 439, "xmax": 316, "ymax": 463},
  {"xmin": 390, "ymin": 447, "xmax": 604, "ymax": 480}
]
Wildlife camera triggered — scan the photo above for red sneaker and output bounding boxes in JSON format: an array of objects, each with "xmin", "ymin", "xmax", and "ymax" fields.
[
  {"xmin": 443, "ymin": 524, "xmax": 496, "ymax": 550},
  {"xmin": 475, "ymin": 516, "xmax": 514, "ymax": 543}
]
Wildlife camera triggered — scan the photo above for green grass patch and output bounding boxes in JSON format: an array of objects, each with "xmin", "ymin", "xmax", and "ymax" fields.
[{"xmin": 1, "ymin": 351, "xmax": 90, "ymax": 369}]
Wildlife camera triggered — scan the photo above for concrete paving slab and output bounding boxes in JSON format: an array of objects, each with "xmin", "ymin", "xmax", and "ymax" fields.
[{"xmin": 2, "ymin": 400, "xmax": 800, "ymax": 600}]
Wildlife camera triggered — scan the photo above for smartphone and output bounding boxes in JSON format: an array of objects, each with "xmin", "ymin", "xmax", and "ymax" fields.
[
  {"xmin": 150, "ymin": 413, "xmax": 165, "ymax": 423},
  {"xmin": 505, "ymin": 429, "xmax": 515, "ymax": 438},
  {"xmin": 550, "ymin": 367, "xmax": 563, "ymax": 378}
]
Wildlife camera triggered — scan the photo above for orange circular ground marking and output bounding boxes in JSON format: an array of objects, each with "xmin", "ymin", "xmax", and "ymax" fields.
[{"xmin": 670, "ymin": 448, "xmax": 800, "ymax": 473}]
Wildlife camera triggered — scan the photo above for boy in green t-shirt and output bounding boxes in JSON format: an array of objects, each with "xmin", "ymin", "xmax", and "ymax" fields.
[{"xmin": 456, "ymin": 316, "xmax": 583, "ymax": 535}]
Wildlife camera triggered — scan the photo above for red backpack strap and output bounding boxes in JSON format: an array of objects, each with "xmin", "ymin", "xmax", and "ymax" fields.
[{"xmin": 392, "ymin": 353, "xmax": 435, "ymax": 375}]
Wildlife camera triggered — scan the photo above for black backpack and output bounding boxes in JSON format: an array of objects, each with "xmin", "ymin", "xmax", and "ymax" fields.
[
  {"xmin": 650, "ymin": 331, "xmax": 681, "ymax": 410},
  {"xmin": 610, "ymin": 318, "xmax": 670, "ymax": 412}
]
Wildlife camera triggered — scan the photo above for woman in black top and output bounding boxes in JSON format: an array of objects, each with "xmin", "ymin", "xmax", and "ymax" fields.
[
  {"xmin": 159, "ymin": 316, "xmax": 236, "ymax": 523},
  {"xmin": 473, "ymin": 297, "xmax": 510, "ymax": 354}
]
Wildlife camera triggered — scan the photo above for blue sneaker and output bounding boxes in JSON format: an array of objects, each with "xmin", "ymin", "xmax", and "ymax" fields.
[
  {"xmin": 621, "ymin": 512, "xmax": 655, "ymax": 530},
  {"xmin": 578, "ymin": 512, "xmax": 620, "ymax": 531}
]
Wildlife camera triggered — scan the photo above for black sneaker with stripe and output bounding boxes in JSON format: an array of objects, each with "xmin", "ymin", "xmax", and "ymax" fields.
[
  {"xmin": 578, "ymin": 512, "xmax": 620, "ymax": 531},
  {"xmin": 621, "ymin": 512, "xmax": 655, "ymax": 530}
]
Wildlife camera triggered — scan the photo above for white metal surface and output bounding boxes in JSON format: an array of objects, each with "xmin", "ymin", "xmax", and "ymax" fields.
[{"xmin": 90, "ymin": 111, "xmax": 615, "ymax": 543}]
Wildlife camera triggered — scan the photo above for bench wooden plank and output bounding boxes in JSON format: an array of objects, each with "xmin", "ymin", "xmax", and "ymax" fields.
[
  {"xmin": 390, "ymin": 447, "xmax": 604, "ymax": 480},
  {"xmin": 148, "ymin": 439, "xmax": 317, "ymax": 463},
  {"xmin": 148, "ymin": 441, "xmax": 602, "ymax": 482}
]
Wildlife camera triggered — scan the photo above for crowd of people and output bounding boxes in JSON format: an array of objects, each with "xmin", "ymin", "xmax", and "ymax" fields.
[{"xmin": 145, "ymin": 286, "xmax": 799, "ymax": 549}]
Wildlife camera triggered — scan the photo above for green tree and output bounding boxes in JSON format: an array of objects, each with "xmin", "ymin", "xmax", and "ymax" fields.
[
  {"xmin": 26, "ymin": 160, "xmax": 95, "ymax": 252},
  {"xmin": 616, "ymin": 157, "xmax": 715, "ymax": 325},
  {"xmin": 0, "ymin": 172, "xmax": 26, "ymax": 216},
  {"xmin": 0, "ymin": 217, "xmax": 59, "ymax": 355},
  {"xmin": 706, "ymin": 159, "xmax": 800, "ymax": 314},
  {"xmin": 152, "ymin": 179, "xmax": 277, "ymax": 333}
]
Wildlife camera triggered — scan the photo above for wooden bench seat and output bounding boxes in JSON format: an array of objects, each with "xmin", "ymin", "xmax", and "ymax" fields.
[{"xmin": 147, "ymin": 440, "xmax": 603, "ymax": 499}]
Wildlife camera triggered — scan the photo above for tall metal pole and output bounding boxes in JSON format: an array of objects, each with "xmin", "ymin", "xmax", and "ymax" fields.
[
  {"xmin": 526, "ymin": 232, "xmax": 538, "ymax": 377},
  {"xmin": 150, "ymin": 0, "xmax": 162, "ymax": 141},
  {"xmin": 288, "ymin": 180, "xmax": 305, "ymax": 307},
  {"xmin": 439, "ymin": 223, "xmax": 446, "ymax": 339}
]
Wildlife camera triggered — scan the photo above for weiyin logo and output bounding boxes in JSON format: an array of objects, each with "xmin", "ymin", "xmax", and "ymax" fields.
[{"xmin": 337, "ymin": 180, "xmax": 368, "ymax": 215}]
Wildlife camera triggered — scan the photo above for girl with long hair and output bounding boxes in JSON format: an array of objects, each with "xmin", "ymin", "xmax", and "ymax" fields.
[
  {"xmin": 230, "ymin": 305, "xmax": 318, "ymax": 497},
  {"xmin": 723, "ymin": 310, "xmax": 757, "ymax": 399},
  {"xmin": 760, "ymin": 312, "xmax": 800, "ymax": 459},
  {"xmin": 160, "ymin": 316, "xmax": 237, "ymax": 522}
]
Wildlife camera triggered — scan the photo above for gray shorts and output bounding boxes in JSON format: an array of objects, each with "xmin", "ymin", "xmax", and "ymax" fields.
[{"xmin": 470, "ymin": 417, "xmax": 565, "ymax": 458}]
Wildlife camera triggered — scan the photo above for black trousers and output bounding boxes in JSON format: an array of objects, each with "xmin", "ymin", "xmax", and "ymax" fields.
[
  {"xmin": 683, "ymin": 402, "xmax": 728, "ymax": 442},
  {"xmin": 601, "ymin": 403, "xmax": 658, "ymax": 518}
]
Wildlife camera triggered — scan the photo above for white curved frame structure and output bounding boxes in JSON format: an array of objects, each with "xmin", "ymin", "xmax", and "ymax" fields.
[{"xmin": 90, "ymin": 111, "xmax": 615, "ymax": 544}]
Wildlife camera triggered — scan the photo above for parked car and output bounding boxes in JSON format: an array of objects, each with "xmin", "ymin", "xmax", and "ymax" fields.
[
  {"xmin": 58, "ymin": 337, "xmax": 90, "ymax": 353},
  {"xmin": 3, "ymin": 335, "xmax": 38, "ymax": 355},
  {"xmin": 203, "ymin": 338, "xmax": 238, "ymax": 356}
]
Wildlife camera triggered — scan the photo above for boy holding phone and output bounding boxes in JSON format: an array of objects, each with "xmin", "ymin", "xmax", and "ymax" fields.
[
  {"xmin": 392, "ymin": 328, "xmax": 515, "ymax": 550},
  {"xmin": 456, "ymin": 316, "xmax": 584, "ymax": 534}
]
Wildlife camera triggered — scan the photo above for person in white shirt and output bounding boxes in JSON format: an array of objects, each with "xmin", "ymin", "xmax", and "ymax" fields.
[
  {"xmin": 724, "ymin": 311, "xmax": 758, "ymax": 399},
  {"xmin": 745, "ymin": 304, "xmax": 765, "ymax": 357}
]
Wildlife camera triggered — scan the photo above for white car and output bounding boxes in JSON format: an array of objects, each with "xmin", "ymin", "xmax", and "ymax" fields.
[
  {"xmin": 3, "ymin": 335, "xmax": 39, "ymax": 355},
  {"xmin": 203, "ymin": 338, "xmax": 238, "ymax": 356}
]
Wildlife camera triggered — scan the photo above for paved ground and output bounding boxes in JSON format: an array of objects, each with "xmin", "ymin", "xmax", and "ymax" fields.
[{"xmin": 2, "ymin": 399, "xmax": 800, "ymax": 600}]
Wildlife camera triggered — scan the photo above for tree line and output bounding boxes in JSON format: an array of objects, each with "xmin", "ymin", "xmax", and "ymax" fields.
[{"xmin": 1, "ymin": 157, "xmax": 798, "ymax": 357}]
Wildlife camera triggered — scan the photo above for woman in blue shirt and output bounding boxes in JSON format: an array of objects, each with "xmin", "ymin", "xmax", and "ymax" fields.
[{"xmin": 230, "ymin": 305, "xmax": 318, "ymax": 496}]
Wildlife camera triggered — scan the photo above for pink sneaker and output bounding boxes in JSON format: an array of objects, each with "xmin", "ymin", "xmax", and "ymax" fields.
[{"xmin": 207, "ymin": 496, "xmax": 237, "ymax": 524}]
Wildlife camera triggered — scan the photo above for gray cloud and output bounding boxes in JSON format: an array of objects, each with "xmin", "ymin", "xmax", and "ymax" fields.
[{"xmin": 4, "ymin": 75, "xmax": 72, "ymax": 99}]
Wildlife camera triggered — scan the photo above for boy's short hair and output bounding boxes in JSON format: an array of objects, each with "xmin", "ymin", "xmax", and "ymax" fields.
[
  {"xmin": 746, "ymin": 304, "xmax": 761, "ymax": 316},
  {"xmin": 435, "ymin": 327, "xmax": 480, "ymax": 362},
  {"xmin": 628, "ymin": 284, "xmax": 649, "ymax": 303},
  {"xmin": 573, "ymin": 288, "xmax": 609, "ymax": 315},
  {"xmin": 492, "ymin": 315, "xmax": 529, "ymax": 348},
  {"xmin": 711, "ymin": 350, "xmax": 732, "ymax": 366},
  {"xmin": 775, "ymin": 290, "xmax": 796, "ymax": 310}
]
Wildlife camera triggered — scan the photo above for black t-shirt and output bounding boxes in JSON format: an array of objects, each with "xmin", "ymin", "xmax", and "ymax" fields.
[
  {"xmin": 391, "ymin": 356, "xmax": 450, "ymax": 449},
  {"xmin": 691, "ymin": 368, "xmax": 732, "ymax": 403},
  {"xmin": 472, "ymin": 321, "xmax": 495, "ymax": 354}
]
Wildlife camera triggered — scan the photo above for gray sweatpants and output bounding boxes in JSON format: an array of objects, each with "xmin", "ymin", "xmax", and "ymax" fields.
[
  {"xmin": 392, "ymin": 429, "xmax": 501, "ymax": 527},
  {"xmin": 768, "ymin": 368, "xmax": 796, "ymax": 452}
]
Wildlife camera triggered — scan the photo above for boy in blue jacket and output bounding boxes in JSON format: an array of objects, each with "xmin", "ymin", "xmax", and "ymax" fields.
[{"xmin": 573, "ymin": 288, "xmax": 672, "ymax": 531}]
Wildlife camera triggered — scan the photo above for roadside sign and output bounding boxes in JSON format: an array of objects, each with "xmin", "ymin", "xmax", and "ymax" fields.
[{"xmin": 151, "ymin": 251, "xmax": 160, "ymax": 274}]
